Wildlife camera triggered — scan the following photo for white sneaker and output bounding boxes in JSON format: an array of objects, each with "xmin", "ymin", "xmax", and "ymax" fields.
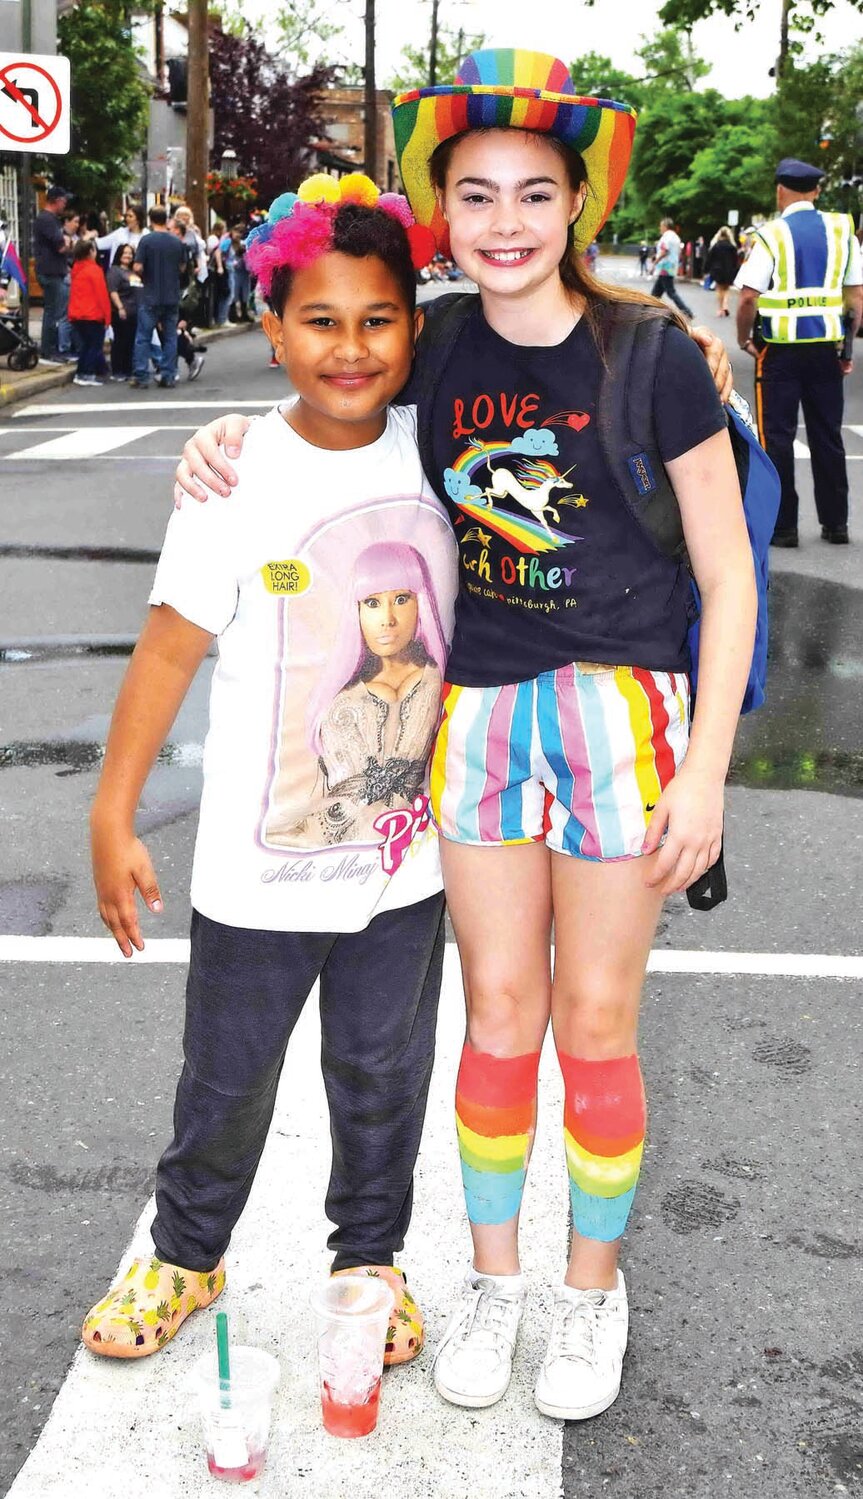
[
  {"xmin": 534, "ymin": 1271, "xmax": 628, "ymax": 1421},
  {"xmin": 433, "ymin": 1269, "xmax": 525, "ymax": 1408}
]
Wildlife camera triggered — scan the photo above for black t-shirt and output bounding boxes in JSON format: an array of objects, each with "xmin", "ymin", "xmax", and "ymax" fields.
[
  {"xmin": 107, "ymin": 264, "xmax": 142, "ymax": 315},
  {"xmin": 427, "ymin": 305, "xmax": 726, "ymax": 687},
  {"xmin": 33, "ymin": 209, "xmax": 68, "ymax": 279},
  {"xmin": 136, "ymin": 230, "xmax": 189, "ymax": 306}
]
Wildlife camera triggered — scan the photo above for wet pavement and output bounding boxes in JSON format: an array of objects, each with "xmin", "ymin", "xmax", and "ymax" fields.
[{"xmin": 731, "ymin": 574, "xmax": 863, "ymax": 795}]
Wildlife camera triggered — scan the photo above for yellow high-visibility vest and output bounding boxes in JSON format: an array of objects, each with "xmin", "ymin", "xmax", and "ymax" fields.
[{"xmin": 755, "ymin": 210, "xmax": 853, "ymax": 343}]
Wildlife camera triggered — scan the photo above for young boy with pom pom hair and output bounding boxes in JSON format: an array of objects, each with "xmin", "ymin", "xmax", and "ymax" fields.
[{"xmin": 81, "ymin": 175, "xmax": 456, "ymax": 1366}]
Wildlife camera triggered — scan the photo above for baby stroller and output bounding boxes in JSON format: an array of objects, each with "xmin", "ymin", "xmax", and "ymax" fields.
[{"xmin": 0, "ymin": 306, "xmax": 39, "ymax": 370}]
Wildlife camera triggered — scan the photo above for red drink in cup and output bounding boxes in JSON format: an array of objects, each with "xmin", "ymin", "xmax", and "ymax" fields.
[
  {"xmin": 192, "ymin": 1346, "xmax": 280, "ymax": 1483},
  {"xmin": 206, "ymin": 1446, "xmax": 267, "ymax": 1483},
  {"xmin": 321, "ymin": 1374, "xmax": 382, "ymax": 1438},
  {"xmin": 310, "ymin": 1277, "xmax": 394, "ymax": 1439}
]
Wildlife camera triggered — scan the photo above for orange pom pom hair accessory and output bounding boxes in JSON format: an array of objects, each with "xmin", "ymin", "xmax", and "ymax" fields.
[{"xmin": 245, "ymin": 173, "xmax": 436, "ymax": 295}]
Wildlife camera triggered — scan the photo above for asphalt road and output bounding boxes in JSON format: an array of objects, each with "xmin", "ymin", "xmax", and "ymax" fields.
[{"xmin": 1, "ymin": 270, "xmax": 862, "ymax": 1497}]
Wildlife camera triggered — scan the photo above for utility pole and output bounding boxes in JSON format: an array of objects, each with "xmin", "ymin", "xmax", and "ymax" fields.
[
  {"xmin": 186, "ymin": 0, "xmax": 209, "ymax": 227},
  {"xmin": 19, "ymin": 0, "xmax": 33, "ymax": 342},
  {"xmin": 364, "ymin": 0, "xmax": 377, "ymax": 185},
  {"xmin": 429, "ymin": 0, "xmax": 439, "ymax": 86}
]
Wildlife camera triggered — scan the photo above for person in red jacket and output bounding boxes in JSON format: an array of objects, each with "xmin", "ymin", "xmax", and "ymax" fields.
[{"xmin": 68, "ymin": 237, "xmax": 111, "ymax": 386}]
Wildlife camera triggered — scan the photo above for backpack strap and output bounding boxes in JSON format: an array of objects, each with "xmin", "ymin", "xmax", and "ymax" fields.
[
  {"xmin": 595, "ymin": 302, "xmax": 687, "ymax": 562},
  {"xmin": 409, "ymin": 292, "xmax": 479, "ymax": 484}
]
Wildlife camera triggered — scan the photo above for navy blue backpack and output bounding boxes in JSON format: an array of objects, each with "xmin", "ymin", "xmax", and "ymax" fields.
[{"xmin": 594, "ymin": 303, "xmax": 781, "ymax": 716}]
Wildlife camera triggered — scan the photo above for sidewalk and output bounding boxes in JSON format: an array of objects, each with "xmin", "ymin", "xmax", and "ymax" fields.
[
  {"xmin": 0, "ymin": 312, "xmax": 255, "ymax": 410},
  {"xmin": 7, "ymin": 949, "xmax": 568, "ymax": 1499}
]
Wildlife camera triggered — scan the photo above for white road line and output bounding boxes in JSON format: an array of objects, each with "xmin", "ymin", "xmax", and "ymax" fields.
[
  {"xmin": 848, "ymin": 425, "xmax": 863, "ymax": 439},
  {"xmin": 6, "ymin": 952, "xmax": 567, "ymax": 1499},
  {"xmin": 2, "ymin": 454, "xmax": 185, "ymax": 461},
  {"xmin": 793, "ymin": 438, "xmax": 810, "ymax": 458},
  {"xmin": 1, "ymin": 934, "xmax": 861, "ymax": 977},
  {"xmin": 3, "ymin": 427, "xmax": 159, "ymax": 460},
  {"xmin": 0, "ymin": 425, "xmax": 208, "ymax": 433},
  {"xmin": 13, "ymin": 401, "xmax": 274, "ymax": 418}
]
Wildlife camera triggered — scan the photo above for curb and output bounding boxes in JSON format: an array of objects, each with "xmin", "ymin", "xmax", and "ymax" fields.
[{"xmin": 0, "ymin": 319, "xmax": 256, "ymax": 411}]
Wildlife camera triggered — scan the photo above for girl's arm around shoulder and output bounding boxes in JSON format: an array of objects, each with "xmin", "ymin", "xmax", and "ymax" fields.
[
  {"xmin": 173, "ymin": 410, "xmax": 261, "ymax": 505},
  {"xmin": 642, "ymin": 420, "xmax": 756, "ymax": 896},
  {"xmin": 91, "ymin": 605, "xmax": 214, "ymax": 957}
]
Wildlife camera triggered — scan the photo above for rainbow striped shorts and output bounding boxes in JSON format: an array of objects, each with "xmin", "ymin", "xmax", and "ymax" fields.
[{"xmin": 430, "ymin": 662, "xmax": 690, "ymax": 860}]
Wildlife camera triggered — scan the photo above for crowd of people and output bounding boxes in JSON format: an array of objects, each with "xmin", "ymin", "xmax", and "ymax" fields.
[
  {"xmin": 636, "ymin": 219, "xmax": 752, "ymax": 321},
  {"xmin": 27, "ymin": 186, "xmax": 266, "ymax": 388}
]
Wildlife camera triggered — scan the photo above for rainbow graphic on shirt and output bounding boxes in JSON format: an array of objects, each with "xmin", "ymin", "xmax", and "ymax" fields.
[
  {"xmin": 443, "ymin": 431, "xmax": 586, "ymax": 556},
  {"xmin": 558, "ymin": 1051, "xmax": 646, "ymax": 1243},
  {"xmin": 455, "ymin": 1043, "xmax": 540, "ymax": 1225}
]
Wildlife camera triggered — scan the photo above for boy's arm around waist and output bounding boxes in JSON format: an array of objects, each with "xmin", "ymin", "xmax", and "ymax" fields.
[{"xmin": 91, "ymin": 605, "xmax": 214, "ymax": 957}]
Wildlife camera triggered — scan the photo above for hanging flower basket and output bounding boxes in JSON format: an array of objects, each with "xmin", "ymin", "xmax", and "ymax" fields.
[{"xmin": 206, "ymin": 171, "xmax": 258, "ymax": 213}]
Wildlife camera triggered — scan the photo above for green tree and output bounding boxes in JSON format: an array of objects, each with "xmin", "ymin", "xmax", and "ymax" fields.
[
  {"xmin": 388, "ymin": 24, "xmax": 485, "ymax": 91},
  {"xmin": 637, "ymin": 27, "xmax": 711, "ymax": 91},
  {"xmin": 629, "ymin": 90, "xmax": 722, "ymax": 220},
  {"xmin": 666, "ymin": 120, "xmax": 780, "ymax": 227},
  {"xmin": 570, "ymin": 52, "xmax": 645, "ymax": 108},
  {"xmin": 273, "ymin": 0, "xmax": 355, "ymax": 75},
  {"xmin": 657, "ymin": 0, "xmax": 863, "ymax": 80},
  {"xmin": 55, "ymin": 0, "xmax": 150, "ymax": 209}
]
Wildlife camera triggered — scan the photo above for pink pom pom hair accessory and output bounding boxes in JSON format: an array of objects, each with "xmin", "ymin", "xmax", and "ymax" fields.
[{"xmin": 246, "ymin": 173, "xmax": 436, "ymax": 296}]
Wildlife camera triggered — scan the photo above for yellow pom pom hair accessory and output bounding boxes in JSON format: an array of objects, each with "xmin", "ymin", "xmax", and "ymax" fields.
[
  {"xmin": 246, "ymin": 172, "xmax": 436, "ymax": 294},
  {"xmin": 296, "ymin": 172, "xmax": 380, "ymax": 207}
]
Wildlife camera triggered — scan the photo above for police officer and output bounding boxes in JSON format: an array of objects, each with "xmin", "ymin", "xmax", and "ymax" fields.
[{"xmin": 736, "ymin": 157, "xmax": 863, "ymax": 546}]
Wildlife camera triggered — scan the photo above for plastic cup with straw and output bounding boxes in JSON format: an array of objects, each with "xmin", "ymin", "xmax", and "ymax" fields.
[{"xmin": 192, "ymin": 1311, "xmax": 280, "ymax": 1482}]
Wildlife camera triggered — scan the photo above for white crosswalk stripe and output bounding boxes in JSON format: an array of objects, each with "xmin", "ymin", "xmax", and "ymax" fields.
[
  {"xmin": 3, "ymin": 427, "xmax": 160, "ymax": 460},
  {"xmin": 1, "ymin": 413, "xmax": 860, "ymax": 464},
  {"xmin": 12, "ymin": 400, "xmax": 274, "ymax": 418}
]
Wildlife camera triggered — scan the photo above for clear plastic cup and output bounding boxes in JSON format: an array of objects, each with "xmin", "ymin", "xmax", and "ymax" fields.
[
  {"xmin": 310, "ymin": 1276, "xmax": 395, "ymax": 1438},
  {"xmin": 191, "ymin": 1345, "xmax": 280, "ymax": 1483}
]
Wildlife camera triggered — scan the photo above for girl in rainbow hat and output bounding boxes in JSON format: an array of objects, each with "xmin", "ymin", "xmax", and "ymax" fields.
[{"xmin": 173, "ymin": 50, "xmax": 754, "ymax": 1424}]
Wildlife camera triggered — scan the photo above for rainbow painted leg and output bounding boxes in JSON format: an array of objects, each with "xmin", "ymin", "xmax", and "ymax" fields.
[
  {"xmin": 455, "ymin": 1043, "xmax": 540, "ymax": 1228},
  {"xmin": 558, "ymin": 1053, "xmax": 646, "ymax": 1244},
  {"xmin": 434, "ymin": 1044, "xmax": 539, "ymax": 1408}
]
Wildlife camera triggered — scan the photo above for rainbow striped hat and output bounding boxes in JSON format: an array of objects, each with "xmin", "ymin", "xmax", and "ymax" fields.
[{"xmin": 392, "ymin": 49, "xmax": 637, "ymax": 254}]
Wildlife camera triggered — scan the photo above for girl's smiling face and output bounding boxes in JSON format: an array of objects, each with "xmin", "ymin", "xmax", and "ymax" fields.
[
  {"xmin": 438, "ymin": 130, "xmax": 585, "ymax": 300},
  {"xmin": 263, "ymin": 252, "xmax": 422, "ymax": 451}
]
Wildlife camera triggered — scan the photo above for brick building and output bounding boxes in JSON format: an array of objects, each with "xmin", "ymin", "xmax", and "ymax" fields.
[{"xmin": 314, "ymin": 87, "xmax": 398, "ymax": 192}]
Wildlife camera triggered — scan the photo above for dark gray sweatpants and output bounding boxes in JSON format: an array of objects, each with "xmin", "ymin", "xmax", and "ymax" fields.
[{"xmin": 151, "ymin": 894, "xmax": 446, "ymax": 1272}]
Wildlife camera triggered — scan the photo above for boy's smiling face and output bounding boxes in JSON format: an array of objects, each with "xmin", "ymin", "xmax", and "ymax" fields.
[{"xmin": 263, "ymin": 252, "xmax": 423, "ymax": 451}]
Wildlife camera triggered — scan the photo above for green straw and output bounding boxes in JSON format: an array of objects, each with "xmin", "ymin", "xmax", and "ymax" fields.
[{"xmin": 216, "ymin": 1311, "xmax": 231, "ymax": 1409}]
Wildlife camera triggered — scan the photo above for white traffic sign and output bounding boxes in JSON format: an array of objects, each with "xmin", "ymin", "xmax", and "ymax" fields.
[
  {"xmin": 0, "ymin": 51, "xmax": 69, "ymax": 153},
  {"xmin": 727, "ymin": 208, "xmax": 740, "ymax": 227}
]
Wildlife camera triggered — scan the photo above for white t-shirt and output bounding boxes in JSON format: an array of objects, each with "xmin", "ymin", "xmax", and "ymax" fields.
[
  {"xmin": 149, "ymin": 402, "xmax": 458, "ymax": 933},
  {"xmin": 95, "ymin": 225, "xmax": 145, "ymax": 257},
  {"xmin": 654, "ymin": 230, "xmax": 682, "ymax": 276}
]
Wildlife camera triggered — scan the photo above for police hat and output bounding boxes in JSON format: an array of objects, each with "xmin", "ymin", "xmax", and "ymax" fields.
[
  {"xmin": 775, "ymin": 157, "xmax": 824, "ymax": 190},
  {"xmin": 45, "ymin": 185, "xmax": 71, "ymax": 202}
]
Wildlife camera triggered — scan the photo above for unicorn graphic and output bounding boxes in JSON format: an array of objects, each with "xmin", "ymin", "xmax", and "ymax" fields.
[
  {"xmin": 481, "ymin": 452, "xmax": 579, "ymax": 535},
  {"xmin": 444, "ymin": 429, "xmax": 589, "ymax": 555}
]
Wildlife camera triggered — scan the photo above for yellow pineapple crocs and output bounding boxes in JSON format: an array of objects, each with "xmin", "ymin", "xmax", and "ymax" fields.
[
  {"xmin": 331, "ymin": 1265, "xmax": 424, "ymax": 1366},
  {"xmin": 82, "ymin": 1253, "xmax": 226, "ymax": 1358}
]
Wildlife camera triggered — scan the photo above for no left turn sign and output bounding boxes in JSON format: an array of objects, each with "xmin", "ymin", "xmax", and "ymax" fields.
[{"xmin": 0, "ymin": 52, "xmax": 70, "ymax": 154}]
